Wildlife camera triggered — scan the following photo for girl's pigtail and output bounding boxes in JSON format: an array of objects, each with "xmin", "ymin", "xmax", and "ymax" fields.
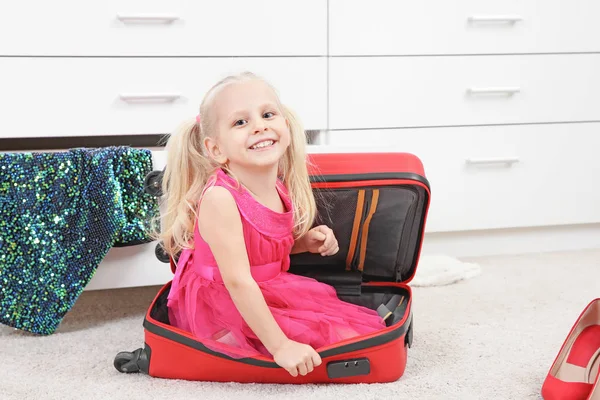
[
  {"xmin": 149, "ymin": 118, "xmax": 214, "ymax": 258},
  {"xmin": 279, "ymin": 105, "xmax": 317, "ymax": 239}
]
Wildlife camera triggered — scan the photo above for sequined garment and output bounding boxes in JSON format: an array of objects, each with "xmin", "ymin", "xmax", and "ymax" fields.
[{"xmin": 0, "ymin": 147, "xmax": 159, "ymax": 335}]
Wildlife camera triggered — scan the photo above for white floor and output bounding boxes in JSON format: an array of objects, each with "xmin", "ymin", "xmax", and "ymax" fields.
[{"xmin": 1, "ymin": 249, "xmax": 599, "ymax": 400}]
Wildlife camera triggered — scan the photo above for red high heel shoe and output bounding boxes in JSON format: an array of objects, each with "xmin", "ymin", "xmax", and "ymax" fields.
[
  {"xmin": 542, "ymin": 298, "xmax": 600, "ymax": 400},
  {"xmin": 589, "ymin": 374, "xmax": 600, "ymax": 400}
]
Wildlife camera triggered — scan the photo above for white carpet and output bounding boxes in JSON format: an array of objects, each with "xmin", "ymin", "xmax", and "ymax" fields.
[
  {"xmin": 1, "ymin": 249, "xmax": 599, "ymax": 400},
  {"xmin": 410, "ymin": 255, "xmax": 481, "ymax": 287}
]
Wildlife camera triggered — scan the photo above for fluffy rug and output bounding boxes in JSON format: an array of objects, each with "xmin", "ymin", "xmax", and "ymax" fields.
[{"xmin": 410, "ymin": 255, "xmax": 482, "ymax": 287}]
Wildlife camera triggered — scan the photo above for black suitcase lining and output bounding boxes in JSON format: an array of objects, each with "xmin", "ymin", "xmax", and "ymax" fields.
[{"xmin": 290, "ymin": 184, "xmax": 428, "ymax": 282}]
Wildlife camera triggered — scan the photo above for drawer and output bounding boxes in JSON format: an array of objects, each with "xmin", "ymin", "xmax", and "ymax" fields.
[
  {"xmin": 330, "ymin": 0, "xmax": 600, "ymax": 55},
  {"xmin": 329, "ymin": 54, "xmax": 600, "ymax": 130},
  {"xmin": 87, "ymin": 241, "xmax": 172, "ymax": 290},
  {"xmin": 0, "ymin": 0, "xmax": 326, "ymax": 56},
  {"xmin": 322, "ymin": 122, "xmax": 600, "ymax": 232},
  {"xmin": 0, "ymin": 58, "xmax": 326, "ymax": 139}
]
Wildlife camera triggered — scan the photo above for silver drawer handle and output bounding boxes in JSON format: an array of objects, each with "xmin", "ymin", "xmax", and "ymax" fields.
[
  {"xmin": 467, "ymin": 87, "xmax": 521, "ymax": 96},
  {"xmin": 468, "ymin": 15, "xmax": 523, "ymax": 24},
  {"xmin": 466, "ymin": 157, "xmax": 520, "ymax": 166},
  {"xmin": 116, "ymin": 14, "xmax": 180, "ymax": 23},
  {"xmin": 119, "ymin": 93, "xmax": 181, "ymax": 102}
]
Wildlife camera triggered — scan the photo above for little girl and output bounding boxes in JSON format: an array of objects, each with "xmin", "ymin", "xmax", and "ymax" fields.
[{"xmin": 156, "ymin": 72, "xmax": 385, "ymax": 377}]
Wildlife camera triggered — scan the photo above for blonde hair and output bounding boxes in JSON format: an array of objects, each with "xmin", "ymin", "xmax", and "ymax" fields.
[{"xmin": 149, "ymin": 72, "xmax": 317, "ymax": 259}]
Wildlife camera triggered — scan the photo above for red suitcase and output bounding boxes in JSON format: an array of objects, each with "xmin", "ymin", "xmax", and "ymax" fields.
[{"xmin": 114, "ymin": 152, "xmax": 430, "ymax": 384}]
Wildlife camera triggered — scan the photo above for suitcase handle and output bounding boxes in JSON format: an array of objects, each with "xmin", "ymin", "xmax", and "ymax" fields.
[{"xmin": 326, "ymin": 358, "xmax": 370, "ymax": 379}]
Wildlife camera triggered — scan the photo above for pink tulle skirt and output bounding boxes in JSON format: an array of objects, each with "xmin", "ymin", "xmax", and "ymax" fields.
[{"xmin": 167, "ymin": 270, "xmax": 386, "ymax": 359}]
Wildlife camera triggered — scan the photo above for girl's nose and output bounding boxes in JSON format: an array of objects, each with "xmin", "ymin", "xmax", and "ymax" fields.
[{"xmin": 253, "ymin": 119, "xmax": 267, "ymax": 134}]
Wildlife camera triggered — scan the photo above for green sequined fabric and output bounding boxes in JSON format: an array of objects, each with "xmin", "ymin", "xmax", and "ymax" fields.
[{"xmin": 0, "ymin": 147, "xmax": 159, "ymax": 334}]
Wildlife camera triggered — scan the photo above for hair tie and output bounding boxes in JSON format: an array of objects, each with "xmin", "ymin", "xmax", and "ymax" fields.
[{"xmin": 195, "ymin": 115, "xmax": 201, "ymax": 124}]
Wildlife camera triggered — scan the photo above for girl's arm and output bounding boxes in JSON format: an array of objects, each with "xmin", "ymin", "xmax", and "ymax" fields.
[
  {"xmin": 290, "ymin": 237, "xmax": 308, "ymax": 254},
  {"xmin": 291, "ymin": 226, "xmax": 339, "ymax": 256},
  {"xmin": 198, "ymin": 186, "xmax": 288, "ymax": 354},
  {"xmin": 199, "ymin": 186, "xmax": 322, "ymax": 377}
]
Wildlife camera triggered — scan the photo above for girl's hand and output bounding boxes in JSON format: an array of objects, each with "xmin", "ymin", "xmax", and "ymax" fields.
[
  {"xmin": 304, "ymin": 225, "xmax": 339, "ymax": 256},
  {"xmin": 273, "ymin": 339, "xmax": 322, "ymax": 377}
]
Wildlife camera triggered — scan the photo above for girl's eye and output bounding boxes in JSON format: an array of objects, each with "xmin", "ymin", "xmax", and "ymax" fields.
[{"xmin": 234, "ymin": 112, "xmax": 274, "ymax": 126}]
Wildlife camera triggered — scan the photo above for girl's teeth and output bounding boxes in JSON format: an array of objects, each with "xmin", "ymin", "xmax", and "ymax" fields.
[{"xmin": 251, "ymin": 140, "xmax": 273, "ymax": 149}]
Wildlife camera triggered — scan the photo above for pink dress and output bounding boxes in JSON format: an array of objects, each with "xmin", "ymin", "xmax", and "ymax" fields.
[{"xmin": 167, "ymin": 169, "xmax": 385, "ymax": 359}]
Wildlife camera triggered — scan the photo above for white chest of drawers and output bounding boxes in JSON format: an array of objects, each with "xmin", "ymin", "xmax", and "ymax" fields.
[
  {"xmin": 3, "ymin": 1, "xmax": 599, "ymax": 291},
  {"xmin": 325, "ymin": 0, "xmax": 600, "ymax": 258},
  {"xmin": 1, "ymin": 1, "xmax": 329, "ymax": 290}
]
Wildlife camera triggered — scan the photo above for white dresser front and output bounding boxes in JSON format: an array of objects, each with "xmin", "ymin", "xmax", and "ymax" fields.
[
  {"xmin": 329, "ymin": 54, "xmax": 600, "ymax": 130},
  {"xmin": 0, "ymin": 57, "xmax": 327, "ymax": 139},
  {"xmin": 329, "ymin": 0, "xmax": 600, "ymax": 55},
  {"xmin": 0, "ymin": 0, "xmax": 327, "ymax": 56},
  {"xmin": 326, "ymin": 123, "xmax": 600, "ymax": 233},
  {"xmin": 324, "ymin": 0, "xmax": 600, "ymax": 258},
  {"xmin": 4, "ymin": 1, "xmax": 599, "ymax": 290}
]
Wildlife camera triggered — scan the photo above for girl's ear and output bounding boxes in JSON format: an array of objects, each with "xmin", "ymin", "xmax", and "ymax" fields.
[{"xmin": 203, "ymin": 136, "xmax": 228, "ymax": 165}]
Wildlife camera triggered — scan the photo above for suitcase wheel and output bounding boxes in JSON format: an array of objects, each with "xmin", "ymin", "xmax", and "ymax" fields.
[
  {"xmin": 144, "ymin": 170, "xmax": 164, "ymax": 197},
  {"xmin": 114, "ymin": 347, "xmax": 149, "ymax": 374},
  {"xmin": 155, "ymin": 243, "xmax": 170, "ymax": 263}
]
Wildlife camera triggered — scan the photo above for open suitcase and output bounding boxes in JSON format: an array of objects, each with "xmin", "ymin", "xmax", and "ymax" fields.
[{"xmin": 114, "ymin": 152, "xmax": 431, "ymax": 384}]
